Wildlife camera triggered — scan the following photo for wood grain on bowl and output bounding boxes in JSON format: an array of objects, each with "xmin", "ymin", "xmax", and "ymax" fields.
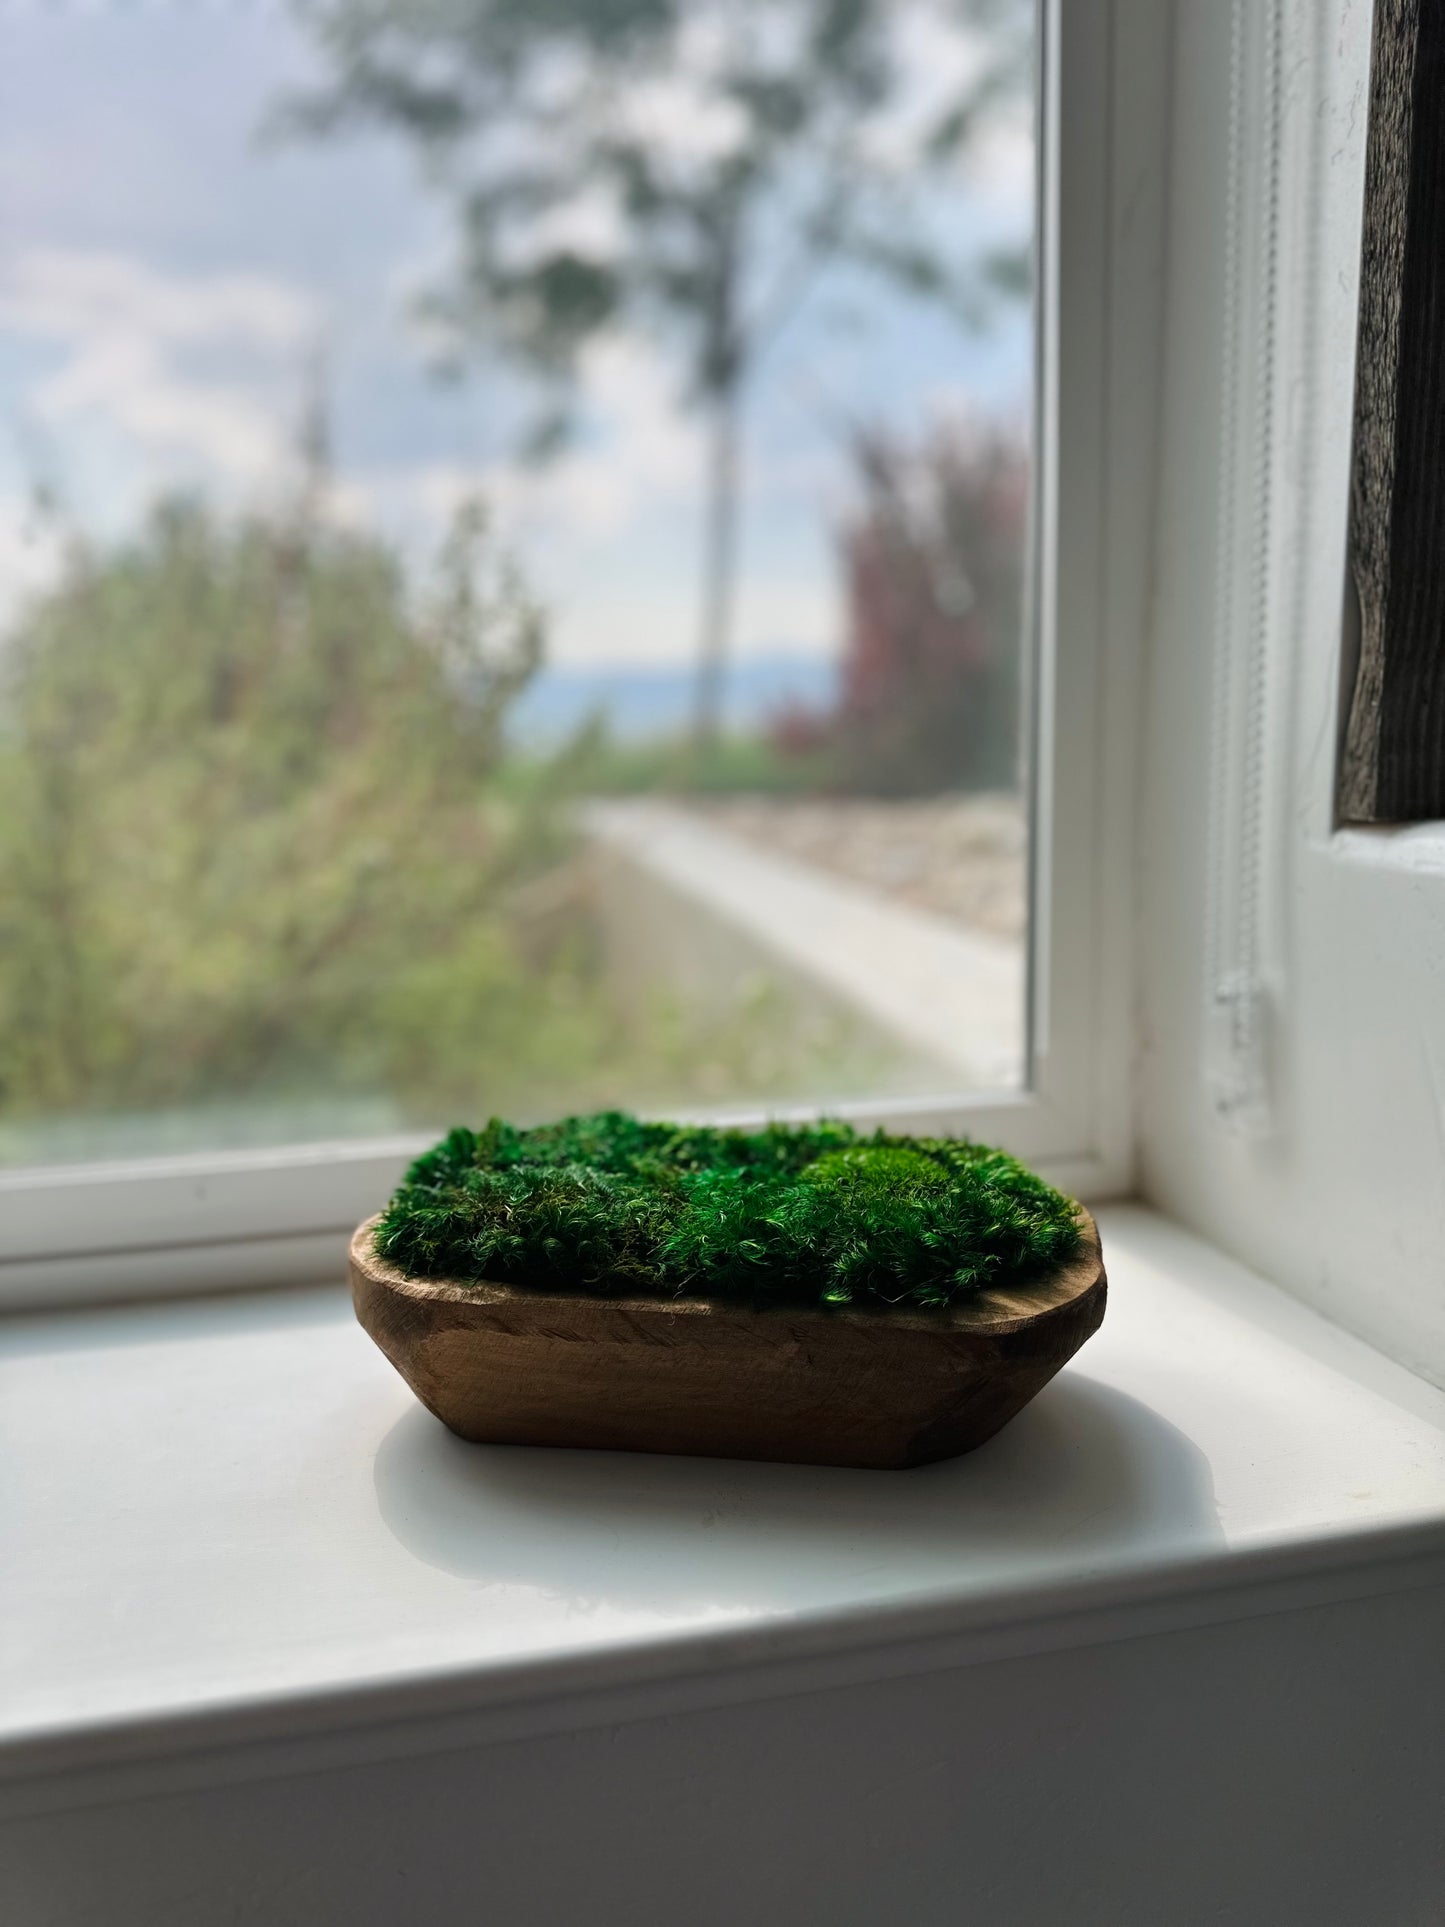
[{"xmin": 350, "ymin": 1207, "xmax": 1106, "ymax": 1470}]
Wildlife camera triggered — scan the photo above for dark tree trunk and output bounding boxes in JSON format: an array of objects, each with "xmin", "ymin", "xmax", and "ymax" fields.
[{"xmin": 691, "ymin": 379, "xmax": 742, "ymax": 754}]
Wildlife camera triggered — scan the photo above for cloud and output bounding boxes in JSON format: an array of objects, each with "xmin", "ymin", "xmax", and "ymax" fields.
[
  {"xmin": 326, "ymin": 324, "xmax": 856, "ymax": 668},
  {"xmin": 0, "ymin": 248, "xmax": 319, "ymax": 494},
  {"xmin": 1, "ymin": 248, "xmax": 316, "ymax": 351},
  {"xmin": 0, "ymin": 249, "xmax": 703, "ymax": 556},
  {"xmin": 350, "ymin": 333, "xmax": 700, "ymax": 543},
  {"xmin": 863, "ymin": 1, "xmax": 1034, "ymax": 225},
  {"xmin": 538, "ymin": 562, "xmax": 837, "ymax": 671},
  {"xmin": 506, "ymin": 335, "xmax": 700, "ymax": 536},
  {"xmin": 343, "ymin": 447, "xmax": 835, "ymax": 672},
  {"xmin": 32, "ymin": 335, "xmax": 294, "ymax": 485}
]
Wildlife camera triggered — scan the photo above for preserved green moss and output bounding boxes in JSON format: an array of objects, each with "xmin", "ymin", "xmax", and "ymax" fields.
[{"xmin": 375, "ymin": 1111, "xmax": 1081, "ymax": 1312}]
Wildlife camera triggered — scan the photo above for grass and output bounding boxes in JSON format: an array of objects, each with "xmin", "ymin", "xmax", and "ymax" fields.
[
  {"xmin": 374, "ymin": 1111, "xmax": 1082, "ymax": 1312},
  {"xmin": 558, "ymin": 727, "xmax": 834, "ymax": 797}
]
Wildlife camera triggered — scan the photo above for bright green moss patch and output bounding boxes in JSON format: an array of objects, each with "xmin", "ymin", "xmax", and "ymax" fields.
[{"xmin": 374, "ymin": 1111, "xmax": 1081, "ymax": 1312}]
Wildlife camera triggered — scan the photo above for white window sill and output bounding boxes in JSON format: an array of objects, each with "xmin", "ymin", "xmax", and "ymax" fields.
[{"xmin": 3, "ymin": 1204, "xmax": 1444, "ymax": 1818}]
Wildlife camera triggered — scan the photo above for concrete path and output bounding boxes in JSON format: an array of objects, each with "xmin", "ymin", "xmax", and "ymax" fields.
[{"xmin": 584, "ymin": 800, "xmax": 1024, "ymax": 1091}]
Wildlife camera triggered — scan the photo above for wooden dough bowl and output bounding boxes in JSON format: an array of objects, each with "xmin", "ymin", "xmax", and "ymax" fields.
[{"xmin": 350, "ymin": 1208, "xmax": 1106, "ymax": 1470}]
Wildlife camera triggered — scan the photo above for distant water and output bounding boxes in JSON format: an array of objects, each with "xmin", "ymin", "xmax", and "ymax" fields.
[{"xmin": 510, "ymin": 655, "xmax": 839, "ymax": 745}]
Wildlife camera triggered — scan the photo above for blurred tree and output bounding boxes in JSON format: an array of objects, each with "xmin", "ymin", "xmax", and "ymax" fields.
[
  {"xmin": 0, "ymin": 495, "xmax": 591, "ymax": 1122},
  {"xmin": 773, "ymin": 421, "xmax": 1028, "ymax": 793},
  {"xmin": 279, "ymin": 0, "xmax": 1031, "ymax": 750},
  {"xmin": 0, "ymin": 489, "xmax": 898, "ymax": 1142}
]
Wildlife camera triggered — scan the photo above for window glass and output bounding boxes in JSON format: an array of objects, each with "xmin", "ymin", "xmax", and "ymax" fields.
[{"xmin": 0, "ymin": 0, "xmax": 1035, "ymax": 1164}]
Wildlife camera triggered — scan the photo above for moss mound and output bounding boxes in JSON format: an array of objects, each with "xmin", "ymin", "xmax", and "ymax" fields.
[{"xmin": 374, "ymin": 1111, "xmax": 1081, "ymax": 1313}]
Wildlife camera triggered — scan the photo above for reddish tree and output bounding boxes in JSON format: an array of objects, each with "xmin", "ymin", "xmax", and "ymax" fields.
[{"xmin": 779, "ymin": 423, "xmax": 1029, "ymax": 795}]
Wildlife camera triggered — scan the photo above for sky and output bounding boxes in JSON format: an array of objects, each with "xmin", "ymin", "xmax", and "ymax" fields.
[{"xmin": 0, "ymin": 1, "xmax": 1034, "ymax": 680}]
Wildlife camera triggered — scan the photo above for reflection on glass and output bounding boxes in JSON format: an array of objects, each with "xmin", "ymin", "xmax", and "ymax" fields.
[{"xmin": 0, "ymin": 0, "xmax": 1035, "ymax": 1163}]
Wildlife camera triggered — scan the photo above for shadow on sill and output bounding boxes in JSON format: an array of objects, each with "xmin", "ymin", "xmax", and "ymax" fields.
[{"xmin": 371, "ymin": 1372, "xmax": 1222, "ymax": 1614}]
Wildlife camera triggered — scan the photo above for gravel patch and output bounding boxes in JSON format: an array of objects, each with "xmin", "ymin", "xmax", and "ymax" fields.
[{"xmin": 687, "ymin": 793, "xmax": 1027, "ymax": 940}]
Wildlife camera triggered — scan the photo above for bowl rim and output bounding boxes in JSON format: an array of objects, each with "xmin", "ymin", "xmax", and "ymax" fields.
[{"xmin": 349, "ymin": 1204, "xmax": 1105, "ymax": 1341}]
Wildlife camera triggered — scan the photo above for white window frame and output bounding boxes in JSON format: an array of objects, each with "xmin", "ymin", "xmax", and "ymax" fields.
[
  {"xmin": 1137, "ymin": 0, "xmax": 1445, "ymax": 1392},
  {"xmin": 0, "ymin": 0, "xmax": 1169, "ymax": 1311}
]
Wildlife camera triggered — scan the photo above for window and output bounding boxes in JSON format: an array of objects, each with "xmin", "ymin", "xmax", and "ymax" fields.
[
  {"xmin": 1139, "ymin": 0, "xmax": 1445, "ymax": 1390},
  {"xmin": 0, "ymin": 0, "xmax": 1145, "ymax": 1305},
  {"xmin": 5, "ymin": 18, "xmax": 1444, "ymax": 1912}
]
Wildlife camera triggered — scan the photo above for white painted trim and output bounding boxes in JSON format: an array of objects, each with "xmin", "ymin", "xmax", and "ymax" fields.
[
  {"xmin": 0, "ymin": 2, "xmax": 1169, "ymax": 1310},
  {"xmin": 7, "ymin": 1544, "xmax": 1443, "ymax": 1824},
  {"xmin": 3, "ymin": 1204, "xmax": 1441, "ymax": 1815},
  {"xmin": 1138, "ymin": 0, "xmax": 1445, "ymax": 1389},
  {"xmin": 1328, "ymin": 822, "xmax": 1445, "ymax": 877},
  {"xmin": 0, "ymin": 1108, "xmax": 1119, "ymax": 1312},
  {"xmin": 0, "ymin": 1136, "xmax": 428, "ymax": 1262}
]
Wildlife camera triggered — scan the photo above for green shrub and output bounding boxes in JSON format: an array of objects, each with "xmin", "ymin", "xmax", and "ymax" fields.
[
  {"xmin": 0, "ymin": 499, "xmax": 941, "ymax": 1155},
  {"xmin": 375, "ymin": 1111, "xmax": 1081, "ymax": 1310},
  {"xmin": 0, "ymin": 495, "xmax": 591, "ymax": 1126}
]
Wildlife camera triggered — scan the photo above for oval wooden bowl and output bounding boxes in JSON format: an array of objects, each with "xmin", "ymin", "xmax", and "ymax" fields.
[{"xmin": 351, "ymin": 1207, "xmax": 1106, "ymax": 1471}]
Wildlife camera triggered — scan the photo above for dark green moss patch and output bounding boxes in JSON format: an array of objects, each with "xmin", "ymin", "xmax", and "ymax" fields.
[{"xmin": 374, "ymin": 1111, "xmax": 1081, "ymax": 1312}]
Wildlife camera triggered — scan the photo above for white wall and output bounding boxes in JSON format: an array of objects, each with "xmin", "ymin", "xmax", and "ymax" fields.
[{"xmin": 7, "ymin": 1582, "xmax": 1442, "ymax": 1927}]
